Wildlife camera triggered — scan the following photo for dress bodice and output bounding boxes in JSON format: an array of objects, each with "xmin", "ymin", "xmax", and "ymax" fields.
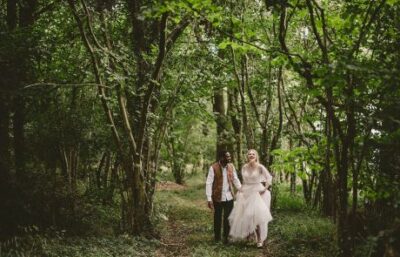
[{"xmin": 241, "ymin": 164, "xmax": 272, "ymax": 186}]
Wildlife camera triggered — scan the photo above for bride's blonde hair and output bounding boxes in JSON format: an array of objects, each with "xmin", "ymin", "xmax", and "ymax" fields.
[{"xmin": 247, "ymin": 149, "xmax": 259, "ymax": 163}]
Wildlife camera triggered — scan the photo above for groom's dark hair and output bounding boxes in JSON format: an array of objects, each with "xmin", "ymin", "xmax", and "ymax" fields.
[{"xmin": 218, "ymin": 150, "xmax": 229, "ymax": 161}]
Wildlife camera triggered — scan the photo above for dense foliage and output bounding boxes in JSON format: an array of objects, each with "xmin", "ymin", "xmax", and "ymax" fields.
[{"xmin": 0, "ymin": 0, "xmax": 399, "ymax": 256}]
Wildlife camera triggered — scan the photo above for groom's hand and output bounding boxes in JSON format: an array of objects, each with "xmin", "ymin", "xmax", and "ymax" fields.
[{"xmin": 207, "ymin": 201, "xmax": 214, "ymax": 210}]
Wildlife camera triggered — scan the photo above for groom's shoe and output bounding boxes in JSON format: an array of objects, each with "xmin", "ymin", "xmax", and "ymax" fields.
[{"xmin": 223, "ymin": 237, "xmax": 229, "ymax": 245}]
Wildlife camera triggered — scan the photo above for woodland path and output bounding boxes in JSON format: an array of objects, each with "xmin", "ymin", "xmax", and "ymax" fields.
[{"xmin": 154, "ymin": 178, "xmax": 278, "ymax": 257}]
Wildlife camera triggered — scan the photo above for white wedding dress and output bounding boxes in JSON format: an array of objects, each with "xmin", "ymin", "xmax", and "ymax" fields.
[{"xmin": 228, "ymin": 163, "xmax": 273, "ymax": 243}]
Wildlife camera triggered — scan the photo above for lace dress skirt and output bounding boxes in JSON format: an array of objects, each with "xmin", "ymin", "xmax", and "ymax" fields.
[{"xmin": 228, "ymin": 182, "xmax": 273, "ymax": 242}]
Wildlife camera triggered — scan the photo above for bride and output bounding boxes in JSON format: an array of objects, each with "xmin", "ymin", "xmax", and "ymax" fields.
[{"xmin": 228, "ymin": 149, "xmax": 273, "ymax": 248}]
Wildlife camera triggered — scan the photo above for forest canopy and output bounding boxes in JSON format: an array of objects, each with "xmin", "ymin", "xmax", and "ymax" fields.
[{"xmin": 0, "ymin": 0, "xmax": 399, "ymax": 257}]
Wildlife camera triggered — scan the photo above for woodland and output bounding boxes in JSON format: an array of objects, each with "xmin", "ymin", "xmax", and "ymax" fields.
[{"xmin": 0, "ymin": 0, "xmax": 399, "ymax": 257}]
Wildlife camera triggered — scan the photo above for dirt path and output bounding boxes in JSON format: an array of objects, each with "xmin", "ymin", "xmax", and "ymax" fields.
[
  {"xmin": 154, "ymin": 181, "xmax": 275, "ymax": 257},
  {"xmin": 155, "ymin": 215, "xmax": 191, "ymax": 257},
  {"xmin": 155, "ymin": 182, "xmax": 192, "ymax": 257}
]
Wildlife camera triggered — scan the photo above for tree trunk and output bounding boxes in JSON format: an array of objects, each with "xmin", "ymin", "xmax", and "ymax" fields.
[
  {"xmin": 131, "ymin": 155, "xmax": 151, "ymax": 234},
  {"xmin": 0, "ymin": 100, "xmax": 11, "ymax": 180},
  {"xmin": 268, "ymin": 67, "xmax": 284, "ymax": 168},
  {"xmin": 289, "ymin": 139, "xmax": 296, "ymax": 195},
  {"xmin": 231, "ymin": 47, "xmax": 254, "ymax": 150},
  {"xmin": 290, "ymin": 172, "xmax": 296, "ymax": 195},
  {"xmin": 13, "ymin": 99, "xmax": 25, "ymax": 178},
  {"xmin": 228, "ymin": 88, "xmax": 242, "ymax": 169},
  {"xmin": 97, "ymin": 152, "xmax": 107, "ymax": 189},
  {"xmin": 13, "ymin": 0, "xmax": 37, "ymax": 180},
  {"xmin": 213, "ymin": 87, "xmax": 232, "ymax": 158},
  {"xmin": 0, "ymin": 98, "xmax": 12, "ymax": 236},
  {"xmin": 321, "ymin": 116, "xmax": 334, "ymax": 216}
]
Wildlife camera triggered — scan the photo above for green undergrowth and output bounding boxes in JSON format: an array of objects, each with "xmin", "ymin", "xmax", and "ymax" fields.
[
  {"xmin": 0, "ymin": 234, "xmax": 159, "ymax": 257},
  {"xmin": 1, "ymin": 175, "xmax": 337, "ymax": 257},
  {"xmin": 154, "ymin": 175, "xmax": 338, "ymax": 257},
  {"xmin": 269, "ymin": 187, "xmax": 338, "ymax": 257}
]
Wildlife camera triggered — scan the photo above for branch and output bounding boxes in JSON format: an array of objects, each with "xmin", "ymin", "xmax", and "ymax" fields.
[
  {"xmin": 311, "ymin": 0, "xmax": 333, "ymax": 46},
  {"xmin": 349, "ymin": 0, "xmax": 386, "ymax": 58},
  {"xmin": 67, "ymin": 0, "xmax": 127, "ymax": 166},
  {"xmin": 278, "ymin": 7, "xmax": 309, "ymax": 69},
  {"xmin": 306, "ymin": 0, "xmax": 328, "ymax": 62},
  {"xmin": 246, "ymin": 57, "xmax": 264, "ymax": 128},
  {"xmin": 277, "ymin": 6, "xmax": 344, "ymax": 141},
  {"xmin": 80, "ymin": 0, "xmax": 128, "ymax": 70},
  {"xmin": 269, "ymin": 68, "xmax": 284, "ymax": 165},
  {"xmin": 166, "ymin": 15, "xmax": 192, "ymax": 53},
  {"xmin": 282, "ymin": 81, "xmax": 301, "ymax": 132},
  {"xmin": 23, "ymin": 82, "xmax": 104, "ymax": 89},
  {"xmin": 137, "ymin": 13, "xmax": 168, "ymax": 153}
]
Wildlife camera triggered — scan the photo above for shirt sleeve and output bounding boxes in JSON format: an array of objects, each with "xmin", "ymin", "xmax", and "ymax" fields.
[
  {"xmin": 260, "ymin": 164, "xmax": 273, "ymax": 187},
  {"xmin": 233, "ymin": 166, "xmax": 242, "ymax": 190},
  {"xmin": 206, "ymin": 166, "xmax": 214, "ymax": 202}
]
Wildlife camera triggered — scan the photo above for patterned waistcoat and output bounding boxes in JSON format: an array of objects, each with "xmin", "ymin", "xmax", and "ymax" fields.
[{"xmin": 211, "ymin": 162, "xmax": 235, "ymax": 202}]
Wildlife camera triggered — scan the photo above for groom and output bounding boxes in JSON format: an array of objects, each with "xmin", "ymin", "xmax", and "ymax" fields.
[{"xmin": 206, "ymin": 151, "xmax": 242, "ymax": 244}]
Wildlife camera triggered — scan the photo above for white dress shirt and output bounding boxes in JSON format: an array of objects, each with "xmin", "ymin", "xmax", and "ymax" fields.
[{"xmin": 206, "ymin": 164, "xmax": 242, "ymax": 202}]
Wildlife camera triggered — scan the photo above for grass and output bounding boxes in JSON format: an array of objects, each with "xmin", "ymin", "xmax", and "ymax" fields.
[
  {"xmin": 0, "ymin": 234, "xmax": 160, "ymax": 257},
  {"xmin": 1, "ymin": 174, "xmax": 338, "ymax": 257},
  {"xmin": 269, "ymin": 189, "xmax": 338, "ymax": 257},
  {"xmin": 154, "ymin": 175, "xmax": 338, "ymax": 257}
]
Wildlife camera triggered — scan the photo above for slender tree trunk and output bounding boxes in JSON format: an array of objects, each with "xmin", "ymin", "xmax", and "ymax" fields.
[
  {"xmin": 344, "ymin": 74, "xmax": 356, "ymax": 254},
  {"xmin": 289, "ymin": 139, "xmax": 296, "ymax": 195},
  {"xmin": 97, "ymin": 152, "xmax": 107, "ymax": 189},
  {"xmin": 0, "ymin": 98, "xmax": 12, "ymax": 236},
  {"xmin": 290, "ymin": 172, "xmax": 296, "ymax": 195},
  {"xmin": 13, "ymin": 97, "xmax": 25, "ymax": 177},
  {"xmin": 213, "ymin": 87, "xmax": 232, "ymax": 157},
  {"xmin": 13, "ymin": 0, "xmax": 37, "ymax": 180},
  {"xmin": 6, "ymin": 0, "xmax": 17, "ymax": 30},
  {"xmin": 1, "ymin": 0, "xmax": 16, "ymax": 180},
  {"xmin": 268, "ymin": 67, "xmax": 284, "ymax": 168},
  {"xmin": 322, "ymin": 115, "xmax": 334, "ymax": 216},
  {"xmin": 0, "ymin": 100, "xmax": 11, "ymax": 179},
  {"xmin": 228, "ymin": 88, "xmax": 242, "ymax": 168},
  {"xmin": 231, "ymin": 47, "xmax": 254, "ymax": 149},
  {"xmin": 313, "ymin": 176, "xmax": 322, "ymax": 208},
  {"xmin": 260, "ymin": 65, "xmax": 273, "ymax": 166}
]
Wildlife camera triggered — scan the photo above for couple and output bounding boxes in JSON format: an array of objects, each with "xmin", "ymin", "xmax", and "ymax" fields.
[{"xmin": 205, "ymin": 149, "xmax": 273, "ymax": 248}]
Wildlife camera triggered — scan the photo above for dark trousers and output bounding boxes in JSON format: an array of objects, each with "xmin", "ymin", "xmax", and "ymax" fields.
[{"xmin": 213, "ymin": 200, "xmax": 234, "ymax": 242}]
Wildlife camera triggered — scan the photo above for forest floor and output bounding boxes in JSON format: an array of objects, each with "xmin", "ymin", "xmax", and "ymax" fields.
[
  {"xmin": 153, "ymin": 174, "xmax": 338, "ymax": 257},
  {"xmin": 1, "ymin": 174, "xmax": 338, "ymax": 257}
]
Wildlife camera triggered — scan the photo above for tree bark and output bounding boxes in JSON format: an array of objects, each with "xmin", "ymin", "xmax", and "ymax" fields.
[
  {"xmin": 231, "ymin": 48, "xmax": 254, "ymax": 149},
  {"xmin": 214, "ymin": 86, "xmax": 230, "ymax": 158},
  {"xmin": 228, "ymin": 88, "xmax": 243, "ymax": 169},
  {"xmin": 268, "ymin": 67, "xmax": 284, "ymax": 167},
  {"xmin": 321, "ymin": 116, "xmax": 334, "ymax": 217}
]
